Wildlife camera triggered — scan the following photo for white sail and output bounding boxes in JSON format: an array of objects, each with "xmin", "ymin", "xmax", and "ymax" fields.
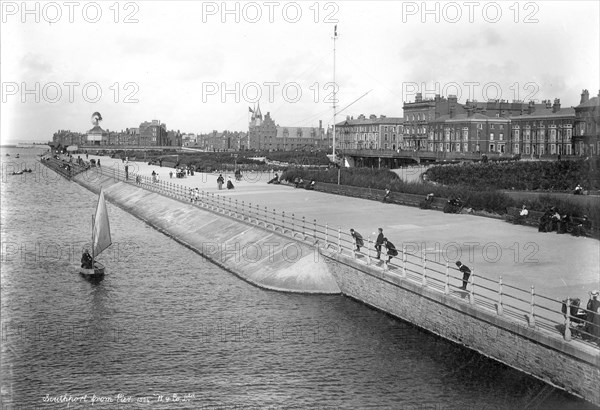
[{"xmin": 92, "ymin": 189, "xmax": 112, "ymax": 257}]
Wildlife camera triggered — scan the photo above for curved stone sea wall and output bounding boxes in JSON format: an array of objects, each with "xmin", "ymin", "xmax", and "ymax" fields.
[{"xmin": 72, "ymin": 171, "xmax": 340, "ymax": 294}]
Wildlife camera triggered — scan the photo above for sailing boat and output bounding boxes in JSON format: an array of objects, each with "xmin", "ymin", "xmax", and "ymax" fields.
[{"xmin": 80, "ymin": 188, "xmax": 112, "ymax": 277}]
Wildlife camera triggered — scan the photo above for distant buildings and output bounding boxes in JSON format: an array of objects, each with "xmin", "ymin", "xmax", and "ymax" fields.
[
  {"xmin": 50, "ymin": 88, "xmax": 599, "ymax": 158},
  {"xmin": 196, "ymin": 130, "xmax": 247, "ymax": 151},
  {"xmin": 335, "ymin": 115, "xmax": 404, "ymax": 150},
  {"xmin": 386, "ymin": 89, "xmax": 599, "ymax": 157},
  {"xmin": 247, "ymin": 103, "xmax": 329, "ymax": 151}
]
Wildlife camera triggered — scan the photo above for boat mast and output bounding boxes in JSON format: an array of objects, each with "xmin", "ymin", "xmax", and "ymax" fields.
[{"xmin": 332, "ymin": 25, "xmax": 337, "ymax": 161}]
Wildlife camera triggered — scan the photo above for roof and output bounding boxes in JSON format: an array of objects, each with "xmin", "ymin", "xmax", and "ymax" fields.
[
  {"xmin": 576, "ymin": 96, "xmax": 599, "ymax": 109},
  {"xmin": 87, "ymin": 125, "xmax": 106, "ymax": 134},
  {"xmin": 509, "ymin": 106, "xmax": 575, "ymax": 120},
  {"xmin": 431, "ymin": 113, "xmax": 506, "ymax": 122},
  {"xmin": 336, "ymin": 116, "xmax": 404, "ymax": 127}
]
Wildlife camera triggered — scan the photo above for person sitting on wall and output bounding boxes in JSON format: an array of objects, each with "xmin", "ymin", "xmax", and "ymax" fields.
[
  {"xmin": 267, "ymin": 173, "xmax": 280, "ymax": 184},
  {"xmin": 574, "ymin": 184, "xmax": 584, "ymax": 195}
]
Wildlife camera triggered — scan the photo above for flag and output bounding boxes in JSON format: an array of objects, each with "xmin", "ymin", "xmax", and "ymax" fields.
[
  {"xmin": 249, "ymin": 107, "xmax": 254, "ymax": 113},
  {"xmin": 334, "ymin": 25, "xmax": 337, "ymax": 37}
]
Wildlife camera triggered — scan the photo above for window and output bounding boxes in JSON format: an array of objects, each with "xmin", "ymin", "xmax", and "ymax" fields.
[
  {"xmin": 499, "ymin": 133, "xmax": 503, "ymax": 141},
  {"xmin": 477, "ymin": 124, "xmax": 483, "ymax": 129},
  {"xmin": 514, "ymin": 129, "xmax": 519, "ymax": 141},
  {"xmin": 490, "ymin": 124, "xmax": 495, "ymax": 129},
  {"xmin": 490, "ymin": 133, "xmax": 494, "ymax": 141}
]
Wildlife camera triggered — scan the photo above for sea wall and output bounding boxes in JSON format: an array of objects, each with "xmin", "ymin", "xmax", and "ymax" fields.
[
  {"xmin": 72, "ymin": 171, "xmax": 340, "ymax": 294},
  {"xmin": 320, "ymin": 251, "xmax": 600, "ymax": 406}
]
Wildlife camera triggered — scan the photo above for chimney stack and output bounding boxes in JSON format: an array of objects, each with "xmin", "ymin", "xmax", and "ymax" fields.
[
  {"xmin": 528, "ymin": 101, "xmax": 535, "ymax": 115},
  {"xmin": 416, "ymin": 93, "xmax": 422, "ymax": 102},
  {"xmin": 552, "ymin": 98, "xmax": 561, "ymax": 113},
  {"xmin": 450, "ymin": 106, "xmax": 455, "ymax": 118},
  {"xmin": 545, "ymin": 100, "xmax": 552, "ymax": 109},
  {"xmin": 580, "ymin": 89, "xmax": 589, "ymax": 104}
]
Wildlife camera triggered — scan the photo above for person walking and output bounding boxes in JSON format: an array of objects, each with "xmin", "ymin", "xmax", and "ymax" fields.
[
  {"xmin": 350, "ymin": 229, "xmax": 364, "ymax": 252},
  {"xmin": 456, "ymin": 261, "xmax": 471, "ymax": 290},
  {"xmin": 217, "ymin": 174, "xmax": 224, "ymax": 190},
  {"xmin": 383, "ymin": 238, "xmax": 398, "ymax": 263},
  {"xmin": 586, "ymin": 290, "xmax": 600, "ymax": 341},
  {"xmin": 374, "ymin": 228, "xmax": 384, "ymax": 259}
]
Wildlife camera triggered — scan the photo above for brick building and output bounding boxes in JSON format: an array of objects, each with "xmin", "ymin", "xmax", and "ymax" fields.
[
  {"xmin": 574, "ymin": 89, "xmax": 600, "ymax": 156},
  {"xmin": 335, "ymin": 115, "xmax": 404, "ymax": 150}
]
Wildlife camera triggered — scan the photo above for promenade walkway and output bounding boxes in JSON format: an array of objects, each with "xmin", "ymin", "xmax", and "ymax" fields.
[{"xmin": 88, "ymin": 155, "xmax": 599, "ymax": 303}]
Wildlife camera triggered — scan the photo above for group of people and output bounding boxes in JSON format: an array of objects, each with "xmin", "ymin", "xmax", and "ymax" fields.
[
  {"xmin": 443, "ymin": 197, "xmax": 463, "ymax": 214},
  {"xmin": 216, "ymin": 174, "xmax": 235, "ymax": 190},
  {"xmin": 292, "ymin": 177, "xmax": 316, "ymax": 190},
  {"xmin": 537, "ymin": 206, "xmax": 591, "ymax": 237},
  {"xmin": 564, "ymin": 290, "xmax": 600, "ymax": 343},
  {"xmin": 349, "ymin": 228, "xmax": 472, "ymax": 290}
]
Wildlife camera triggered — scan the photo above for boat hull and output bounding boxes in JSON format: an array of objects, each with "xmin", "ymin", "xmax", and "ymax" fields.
[{"xmin": 79, "ymin": 262, "xmax": 105, "ymax": 276}]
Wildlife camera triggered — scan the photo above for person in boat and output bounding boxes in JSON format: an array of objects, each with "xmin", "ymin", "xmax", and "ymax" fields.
[{"xmin": 81, "ymin": 249, "xmax": 93, "ymax": 269}]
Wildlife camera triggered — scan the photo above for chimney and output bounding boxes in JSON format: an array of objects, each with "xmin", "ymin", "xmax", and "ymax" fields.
[
  {"xmin": 319, "ymin": 120, "xmax": 322, "ymax": 129},
  {"xmin": 467, "ymin": 107, "xmax": 473, "ymax": 117},
  {"xmin": 580, "ymin": 89, "xmax": 589, "ymax": 104},
  {"xmin": 346, "ymin": 115, "xmax": 350, "ymax": 120},
  {"xmin": 528, "ymin": 101, "xmax": 535, "ymax": 114},
  {"xmin": 448, "ymin": 95, "xmax": 458, "ymax": 104},
  {"xmin": 545, "ymin": 100, "xmax": 552, "ymax": 109},
  {"xmin": 450, "ymin": 106, "xmax": 455, "ymax": 118},
  {"xmin": 416, "ymin": 93, "xmax": 422, "ymax": 102},
  {"xmin": 552, "ymin": 98, "xmax": 561, "ymax": 113}
]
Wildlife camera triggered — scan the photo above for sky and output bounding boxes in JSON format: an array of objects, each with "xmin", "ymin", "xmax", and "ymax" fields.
[{"xmin": 1, "ymin": 0, "xmax": 599, "ymax": 143}]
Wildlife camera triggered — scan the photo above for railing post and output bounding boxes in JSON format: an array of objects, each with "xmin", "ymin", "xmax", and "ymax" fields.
[
  {"xmin": 272, "ymin": 209, "xmax": 276, "ymax": 229},
  {"xmin": 325, "ymin": 223, "xmax": 329, "ymax": 247},
  {"xmin": 401, "ymin": 246, "xmax": 406, "ymax": 278},
  {"xmin": 241, "ymin": 201, "xmax": 245, "ymax": 219},
  {"xmin": 528, "ymin": 286, "xmax": 536, "ymax": 327},
  {"xmin": 497, "ymin": 276, "xmax": 504, "ymax": 316},
  {"xmin": 564, "ymin": 297, "xmax": 572, "ymax": 341},
  {"xmin": 421, "ymin": 252, "xmax": 428, "ymax": 286},
  {"xmin": 282, "ymin": 211, "xmax": 285, "ymax": 233},
  {"xmin": 235, "ymin": 199, "xmax": 238, "ymax": 217},
  {"xmin": 291, "ymin": 214, "xmax": 295, "ymax": 234},
  {"xmin": 313, "ymin": 219, "xmax": 317, "ymax": 244},
  {"xmin": 444, "ymin": 262, "xmax": 450, "ymax": 294},
  {"xmin": 229, "ymin": 197, "xmax": 232, "ymax": 215},
  {"xmin": 469, "ymin": 268, "xmax": 475, "ymax": 305},
  {"xmin": 302, "ymin": 217, "xmax": 306, "ymax": 239},
  {"xmin": 264, "ymin": 206, "xmax": 268, "ymax": 225},
  {"xmin": 337, "ymin": 227, "xmax": 341, "ymax": 253},
  {"xmin": 366, "ymin": 236, "xmax": 372, "ymax": 265}
]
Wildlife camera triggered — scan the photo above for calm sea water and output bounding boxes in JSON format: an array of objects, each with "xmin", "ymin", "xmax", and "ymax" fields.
[{"xmin": 0, "ymin": 148, "xmax": 595, "ymax": 410}]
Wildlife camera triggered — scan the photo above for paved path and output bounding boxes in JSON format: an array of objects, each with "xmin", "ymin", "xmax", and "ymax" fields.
[{"xmin": 89, "ymin": 155, "xmax": 600, "ymax": 303}]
